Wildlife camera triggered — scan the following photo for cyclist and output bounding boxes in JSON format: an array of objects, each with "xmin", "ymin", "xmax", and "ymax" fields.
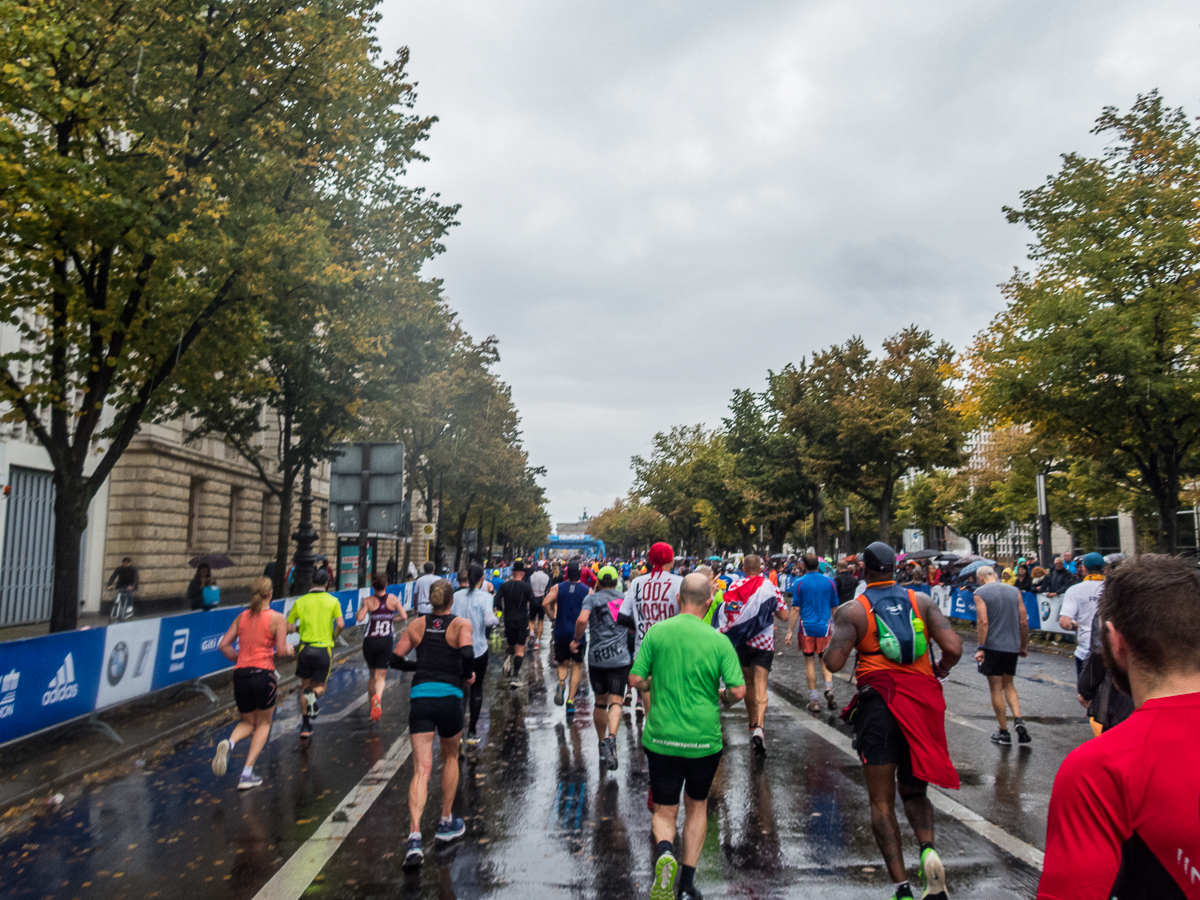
[{"xmin": 106, "ymin": 557, "xmax": 139, "ymax": 620}]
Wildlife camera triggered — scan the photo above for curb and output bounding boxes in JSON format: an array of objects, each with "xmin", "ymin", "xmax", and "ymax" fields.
[{"xmin": 0, "ymin": 639, "xmax": 364, "ymax": 816}]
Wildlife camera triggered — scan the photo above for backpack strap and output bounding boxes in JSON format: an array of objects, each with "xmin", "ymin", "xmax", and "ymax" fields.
[{"xmin": 855, "ymin": 594, "xmax": 882, "ymax": 655}]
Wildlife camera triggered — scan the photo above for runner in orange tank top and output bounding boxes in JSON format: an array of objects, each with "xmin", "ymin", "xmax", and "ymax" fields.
[
  {"xmin": 823, "ymin": 542, "xmax": 961, "ymax": 900},
  {"xmin": 212, "ymin": 577, "xmax": 292, "ymax": 790}
]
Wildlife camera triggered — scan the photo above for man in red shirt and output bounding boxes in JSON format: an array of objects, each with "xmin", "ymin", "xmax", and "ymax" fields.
[{"xmin": 1039, "ymin": 553, "xmax": 1200, "ymax": 900}]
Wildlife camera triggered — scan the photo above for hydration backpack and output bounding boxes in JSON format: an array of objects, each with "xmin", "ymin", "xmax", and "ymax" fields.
[{"xmin": 862, "ymin": 585, "xmax": 927, "ymax": 664}]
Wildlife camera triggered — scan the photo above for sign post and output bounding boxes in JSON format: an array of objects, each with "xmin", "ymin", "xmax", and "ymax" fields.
[{"xmin": 330, "ymin": 442, "xmax": 405, "ymax": 588}]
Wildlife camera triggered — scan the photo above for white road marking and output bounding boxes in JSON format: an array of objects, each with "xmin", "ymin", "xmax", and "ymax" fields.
[
  {"xmin": 768, "ymin": 688, "xmax": 1046, "ymax": 871},
  {"xmin": 251, "ymin": 729, "xmax": 412, "ymax": 900}
]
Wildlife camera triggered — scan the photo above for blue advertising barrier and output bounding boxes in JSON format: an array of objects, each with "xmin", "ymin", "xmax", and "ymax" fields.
[
  {"xmin": 943, "ymin": 587, "xmax": 1060, "ymax": 636},
  {"xmin": 0, "ymin": 581, "xmax": 415, "ymax": 747}
]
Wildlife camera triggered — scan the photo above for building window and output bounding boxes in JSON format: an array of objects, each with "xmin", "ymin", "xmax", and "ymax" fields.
[
  {"xmin": 228, "ymin": 486, "xmax": 241, "ymax": 551},
  {"xmin": 187, "ymin": 478, "xmax": 204, "ymax": 549}
]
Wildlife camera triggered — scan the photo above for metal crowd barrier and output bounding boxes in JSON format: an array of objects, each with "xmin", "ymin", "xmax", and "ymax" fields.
[{"xmin": 0, "ymin": 582, "xmax": 415, "ymax": 747}]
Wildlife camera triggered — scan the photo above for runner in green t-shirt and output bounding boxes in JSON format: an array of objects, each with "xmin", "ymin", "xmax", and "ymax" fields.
[
  {"xmin": 285, "ymin": 569, "xmax": 344, "ymax": 739},
  {"xmin": 629, "ymin": 572, "xmax": 745, "ymax": 900}
]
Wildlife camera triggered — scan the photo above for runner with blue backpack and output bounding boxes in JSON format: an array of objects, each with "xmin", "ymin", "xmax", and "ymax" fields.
[{"xmin": 823, "ymin": 542, "xmax": 962, "ymax": 900}]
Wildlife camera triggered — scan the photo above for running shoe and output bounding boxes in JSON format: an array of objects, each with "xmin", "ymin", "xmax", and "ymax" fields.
[
  {"xmin": 370, "ymin": 695, "xmax": 382, "ymax": 722},
  {"xmin": 751, "ymin": 726, "xmax": 766, "ymax": 756},
  {"xmin": 403, "ymin": 835, "xmax": 424, "ymax": 868},
  {"xmin": 635, "ymin": 695, "xmax": 644, "ymax": 716},
  {"xmin": 825, "ymin": 689, "xmax": 837, "ymax": 710},
  {"xmin": 464, "ymin": 729, "xmax": 480, "ymax": 745},
  {"xmin": 435, "ymin": 816, "xmax": 466, "ymax": 842},
  {"xmin": 991, "ymin": 728, "xmax": 1012, "ymax": 746},
  {"xmin": 601, "ymin": 735, "xmax": 618, "ymax": 771},
  {"xmin": 679, "ymin": 888, "xmax": 704, "ymax": 900},
  {"xmin": 649, "ymin": 850, "xmax": 678, "ymax": 900},
  {"xmin": 237, "ymin": 771, "xmax": 263, "ymax": 791},
  {"xmin": 565, "ymin": 701, "xmax": 575, "ymax": 718},
  {"xmin": 918, "ymin": 846, "xmax": 948, "ymax": 900},
  {"xmin": 554, "ymin": 681, "xmax": 565, "ymax": 706},
  {"xmin": 509, "ymin": 677, "xmax": 522, "ymax": 689},
  {"xmin": 211, "ymin": 739, "xmax": 229, "ymax": 777},
  {"xmin": 807, "ymin": 699, "xmax": 822, "ymax": 713},
  {"xmin": 1014, "ymin": 720, "xmax": 1031, "ymax": 744},
  {"xmin": 299, "ymin": 722, "xmax": 313, "ymax": 740},
  {"xmin": 534, "ymin": 641, "xmax": 541, "ymax": 649}
]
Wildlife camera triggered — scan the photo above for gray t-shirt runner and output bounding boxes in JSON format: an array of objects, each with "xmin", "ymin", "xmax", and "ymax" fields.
[
  {"xmin": 583, "ymin": 588, "xmax": 632, "ymax": 669},
  {"xmin": 975, "ymin": 581, "xmax": 1023, "ymax": 653}
]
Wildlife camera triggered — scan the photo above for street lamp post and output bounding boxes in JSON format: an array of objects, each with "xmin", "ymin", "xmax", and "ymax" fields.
[
  {"xmin": 292, "ymin": 459, "xmax": 317, "ymax": 596},
  {"xmin": 1036, "ymin": 473, "xmax": 1052, "ymax": 569}
]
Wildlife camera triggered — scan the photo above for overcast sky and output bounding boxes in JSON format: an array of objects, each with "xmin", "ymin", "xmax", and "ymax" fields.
[{"xmin": 376, "ymin": 1, "xmax": 1200, "ymax": 530}]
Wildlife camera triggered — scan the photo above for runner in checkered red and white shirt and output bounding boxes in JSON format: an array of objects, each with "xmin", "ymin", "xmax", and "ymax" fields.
[{"xmin": 716, "ymin": 554, "xmax": 790, "ymax": 756}]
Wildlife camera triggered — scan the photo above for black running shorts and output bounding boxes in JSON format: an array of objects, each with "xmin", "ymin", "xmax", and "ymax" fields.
[
  {"xmin": 554, "ymin": 637, "xmax": 585, "ymax": 665},
  {"xmin": 505, "ymin": 620, "xmax": 530, "ymax": 647},
  {"xmin": 409, "ymin": 695, "xmax": 463, "ymax": 738},
  {"xmin": 233, "ymin": 668, "xmax": 277, "ymax": 712},
  {"xmin": 588, "ymin": 664, "xmax": 631, "ymax": 698},
  {"xmin": 295, "ymin": 645, "xmax": 333, "ymax": 683},
  {"xmin": 736, "ymin": 645, "xmax": 774, "ymax": 672},
  {"xmin": 978, "ymin": 648, "xmax": 1019, "ymax": 678},
  {"xmin": 529, "ymin": 598, "xmax": 546, "ymax": 621},
  {"xmin": 851, "ymin": 688, "xmax": 926, "ymax": 788},
  {"xmin": 645, "ymin": 749, "xmax": 723, "ymax": 805},
  {"xmin": 362, "ymin": 636, "xmax": 394, "ymax": 670}
]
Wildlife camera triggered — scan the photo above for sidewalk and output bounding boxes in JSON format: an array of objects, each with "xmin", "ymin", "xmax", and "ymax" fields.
[{"xmin": 0, "ymin": 586, "xmax": 253, "ymax": 642}]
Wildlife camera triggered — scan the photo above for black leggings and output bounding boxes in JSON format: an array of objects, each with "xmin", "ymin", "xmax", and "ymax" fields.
[{"xmin": 468, "ymin": 651, "xmax": 488, "ymax": 731}]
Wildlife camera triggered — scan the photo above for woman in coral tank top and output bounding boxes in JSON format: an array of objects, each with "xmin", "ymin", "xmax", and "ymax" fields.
[{"xmin": 212, "ymin": 577, "xmax": 292, "ymax": 790}]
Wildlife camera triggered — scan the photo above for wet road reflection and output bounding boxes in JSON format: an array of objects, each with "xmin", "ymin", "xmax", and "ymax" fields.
[{"xmin": 2, "ymin": 631, "xmax": 1082, "ymax": 899}]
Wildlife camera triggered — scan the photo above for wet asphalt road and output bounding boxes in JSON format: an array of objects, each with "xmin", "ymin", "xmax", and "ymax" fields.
[{"xmin": 2, "ymin": 629, "xmax": 1089, "ymax": 900}]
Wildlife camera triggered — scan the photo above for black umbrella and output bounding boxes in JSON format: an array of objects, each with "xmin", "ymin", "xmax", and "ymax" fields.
[
  {"xmin": 188, "ymin": 552, "xmax": 235, "ymax": 570},
  {"xmin": 906, "ymin": 549, "xmax": 942, "ymax": 560}
]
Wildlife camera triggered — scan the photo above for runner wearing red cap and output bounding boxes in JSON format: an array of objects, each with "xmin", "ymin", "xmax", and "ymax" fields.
[{"xmin": 618, "ymin": 541, "xmax": 682, "ymax": 718}]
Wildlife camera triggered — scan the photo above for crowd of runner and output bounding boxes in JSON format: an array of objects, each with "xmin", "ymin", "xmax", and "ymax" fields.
[{"xmin": 206, "ymin": 543, "xmax": 1200, "ymax": 900}]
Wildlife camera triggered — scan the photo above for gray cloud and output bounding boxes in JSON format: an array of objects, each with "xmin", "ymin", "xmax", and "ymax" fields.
[{"xmin": 376, "ymin": 0, "xmax": 1200, "ymax": 527}]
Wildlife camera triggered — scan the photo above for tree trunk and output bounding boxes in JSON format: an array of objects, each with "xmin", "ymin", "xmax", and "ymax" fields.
[
  {"xmin": 49, "ymin": 476, "xmax": 90, "ymax": 632},
  {"xmin": 452, "ymin": 497, "xmax": 474, "ymax": 574},
  {"xmin": 401, "ymin": 478, "xmax": 415, "ymax": 579},
  {"xmin": 432, "ymin": 476, "xmax": 446, "ymax": 573},
  {"xmin": 811, "ymin": 485, "xmax": 826, "ymax": 558},
  {"xmin": 1147, "ymin": 459, "xmax": 1181, "ymax": 553},
  {"xmin": 273, "ymin": 475, "xmax": 294, "ymax": 597},
  {"xmin": 969, "ymin": 534, "xmax": 980, "ymax": 555},
  {"xmin": 877, "ymin": 481, "xmax": 894, "ymax": 544}
]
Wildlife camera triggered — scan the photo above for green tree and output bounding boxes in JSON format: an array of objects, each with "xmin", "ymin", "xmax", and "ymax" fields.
[
  {"xmin": 589, "ymin": 496, "xmax": 669, "ymax": 558},
  {"xmin": 780, "ymin": 327, "xmax": 967, "ymax": 543},
  {"xmin": 724, "ymin": 384, "xmax": 818, "ymax": 555},
  {"xmin": 0, "ymin": 0, "xmax": 452, "ymax": 629},
  {"xmin": 971, "ymin": 92, "xmax": 1200, "ymax": 552},
  {"xmin": 632, "ymin": 425, "xmax": 709, "ymax": 553}
]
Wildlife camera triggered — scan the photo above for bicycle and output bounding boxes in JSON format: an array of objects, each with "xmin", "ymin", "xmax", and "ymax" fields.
[{"xmin": 110, "ymin": 588, "xmax": 136, "ymax": 622}]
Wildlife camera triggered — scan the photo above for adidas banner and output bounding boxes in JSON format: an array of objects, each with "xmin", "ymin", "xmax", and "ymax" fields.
[
  {"xmin": 0, "ymin": 582, "xmax": 415, "ymax": 747},
  {"xmin": 0, "ymin": 628, "xmax": 105, "ymax": 744}
]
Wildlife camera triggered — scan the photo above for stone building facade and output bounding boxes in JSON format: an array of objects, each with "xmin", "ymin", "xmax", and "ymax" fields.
[{"xmin": 103, "ymin": 416, "xmax": 335, "ymax": 608}]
